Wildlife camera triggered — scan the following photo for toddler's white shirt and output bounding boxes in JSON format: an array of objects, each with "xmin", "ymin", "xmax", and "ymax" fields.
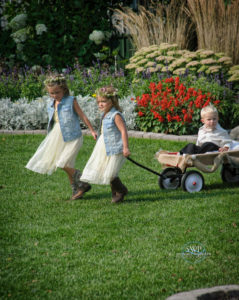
[{"xmin": 196, "ymin": 123, "xmax": 232, "ymax": 148}]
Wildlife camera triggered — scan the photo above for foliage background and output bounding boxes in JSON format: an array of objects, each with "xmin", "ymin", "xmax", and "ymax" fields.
[
  {"xmin": 0, "ymin": 1, "xmax": 238, "ymax": 134},
  {"xmin": 0, "ymin": 0, "xmax": 133, "ymax": 68}
]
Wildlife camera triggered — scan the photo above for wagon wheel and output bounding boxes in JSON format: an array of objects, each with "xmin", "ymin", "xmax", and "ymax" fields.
[
  {"xmin": 159, "ymin": 167, "xmax": 182, "ymax": 190},
  {"xmin": 182, "ymin": 170, "xmax": 204, "ymax": 193},
  {"xmin": 221, "ymin": 164, "xmax": 239, "ymax": 183}
]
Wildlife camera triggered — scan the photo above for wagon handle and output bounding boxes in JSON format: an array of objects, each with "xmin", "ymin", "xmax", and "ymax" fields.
[{"xmin": 127, "ymin": 156, "xmax": 162, "ymax": 177}]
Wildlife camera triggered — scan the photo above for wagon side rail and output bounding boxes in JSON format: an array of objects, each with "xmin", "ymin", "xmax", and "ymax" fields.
[{"xmin": 155, "ymin": 150, "xmax": 239, "ymax": 174}]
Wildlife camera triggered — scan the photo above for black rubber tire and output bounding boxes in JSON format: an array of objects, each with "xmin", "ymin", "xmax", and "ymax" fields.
[
  {"xmin": 221, "ymin": 164, "xmax": 239, "ymax": 183},
  {"xmin": 158, "ymin": 167, "xmax": 182, "ymax": 190}
]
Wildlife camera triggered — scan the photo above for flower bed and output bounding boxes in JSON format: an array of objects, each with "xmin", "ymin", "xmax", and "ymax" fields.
[{"xmin": 132, "ymin": 76, "xmax": 238, "ymax": 134}]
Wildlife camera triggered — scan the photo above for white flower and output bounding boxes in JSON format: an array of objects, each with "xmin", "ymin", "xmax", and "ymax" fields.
[
  {"xmin": 145, "ymin": 61, "xmax": 156, "ymax": 67},
  {"xmin": 136, "ymin": 67, "xmax": 144, "ymax": 73},
  {"xmin": 173, "ymin": 68, "xmax": 187, "ymax": 75},
  {"xmin": 89, "ymin": 30, "xmax": 105, "ymax": 45},
  {"xmin": 11, "ymin": 28, "xmax": 28, "ymax": 43},
  {"xmin": 35, "ymin": 24, "xmax": 47, "ymax": 35},
  {"xmin": 136, "ymin": 58, "xmax": 148, "ymax": 66},
  {"xmin": 9, "ymin": 13, "xmax": 27, "ymax": 30},
  {"xmin": 125, "ymin": 63, "xmax": 137, "ymax": 70},
  {"xmin": 0, "ymin": 15, "xmax": 8, "ymax": 30},
  {"xmin": 103, "ymin": 31, "xmax": 112, "ymax": 41},
  {"xmin": 200, "ymin": 58, "xmax": 217, "ymax": 65},
  {"xmin": 16, "ymin": 43, "xmax": 24, "ymax": 51},
  {"xmin": 186, "ymin": 61, "xmax": 200, "ymax": 68}
]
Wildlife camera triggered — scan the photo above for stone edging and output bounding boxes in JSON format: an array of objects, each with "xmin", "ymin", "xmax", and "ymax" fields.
[
  {"xmin": 0, "ymin": 129, "xmax": 197, "ymax": 142},
  {"xmin": 166, "ymin": 285, "xmax": 239, "ymax": 300}
]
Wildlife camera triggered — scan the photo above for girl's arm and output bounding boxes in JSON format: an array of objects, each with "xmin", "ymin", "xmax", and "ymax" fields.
[
  {"xmin": 115, "ymin": 114, "xmax": 130, "ymax": 157},
  {"xmin": 73, "ymin": 99, "xmax": 97, "ymax": 140}
]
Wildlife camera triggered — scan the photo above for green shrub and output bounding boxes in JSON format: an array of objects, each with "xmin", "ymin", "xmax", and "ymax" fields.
[
  {"xmin": 0, "ymin": 0, "xmax": 127, "ymax": 69},
  {"xmin": 68, "ymin": 65, "xmax": 131, "ymax": 99},
  {"xmin": 19, "ymin": 74, "xmax": 44, "ymax": 100}
]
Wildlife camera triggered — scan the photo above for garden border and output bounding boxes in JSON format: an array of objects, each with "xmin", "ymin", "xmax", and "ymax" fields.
[{"xmin": 0, "ymin": 129, "xmax": 197, "ymax": 142}]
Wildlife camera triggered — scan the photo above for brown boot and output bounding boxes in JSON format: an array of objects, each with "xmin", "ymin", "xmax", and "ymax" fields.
[
  {"xmin": 71, "ymin": 169, "xmax": 82, "ymax": 197},
  {"xmin": 71, "ymin": 182, "xmax": 91, "ymax": 200},
  {"xmin": 110, "ymin": 177, "xmax": 128, "ymax": 203}
]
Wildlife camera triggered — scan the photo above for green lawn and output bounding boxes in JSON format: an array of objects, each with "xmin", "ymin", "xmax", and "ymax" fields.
[{"xmin": 0, "ymin": 134, "xmax": 238, "ymax": 300}]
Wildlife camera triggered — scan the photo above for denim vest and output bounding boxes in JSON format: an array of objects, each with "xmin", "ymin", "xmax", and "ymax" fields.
[
  {"xmin": 47, "ymin": 95, "xmax": 82, "ymax": 142},
  {"xmin": 100, "ymin": 107, "xmax": 126, "ymax": 156}
]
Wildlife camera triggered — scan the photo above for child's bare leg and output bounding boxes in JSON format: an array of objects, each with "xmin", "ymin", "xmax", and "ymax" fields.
[{"xmin": 62, "ymin": 166, "xmax": 75, "ymax": 184}]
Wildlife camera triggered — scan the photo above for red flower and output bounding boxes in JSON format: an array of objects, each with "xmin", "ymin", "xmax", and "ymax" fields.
[
  {"xmin": 167, "ymin": 113, "xmax": 172, "ymax": 122},
  {"xmin": 172, "ymin": 115, "xmax": 182, "ymax": 122},
  {"xmin": 213, "ymin": 100, "xmax": 220, "ymax": 105},
  {"xmin": 138, "ymin": 111, "xmax": 144, "ymax": 117},
  {"xmin": 149, "ymin": 82, "xmax": 156, "ymax": 92},
  {"xmin": 174, "ymin": 99, "xmax": 180, "ymax": 107},
  {"xmin": 165, "ymin": 77, "xmax": 174, "ymax": 83},
  {"xmin": 182, "ymin": 109, "xmax": 187, "ymax": 114},
  {"xmin": 193, "ymin": 90, "xmax": 198, "ymax": 97},
  {"xmin": 156, "ymin": 82, "xmax": 163, "ymax": 91},
  {"xmin": 158, "ymin": 115, "xmax": 164, "ymax": 122},
  {"xmin": 203, "ymin": 99, "xmax": 210, "ymax": 107},
  {"xmin": 184, "ymin": 114, "xmax": 192, "ymax": 123}
]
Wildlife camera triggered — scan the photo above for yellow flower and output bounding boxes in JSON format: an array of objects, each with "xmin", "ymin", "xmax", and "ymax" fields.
[{"xmin": 92, "ymin": 94, "xmax": 96, "ymax": 98}]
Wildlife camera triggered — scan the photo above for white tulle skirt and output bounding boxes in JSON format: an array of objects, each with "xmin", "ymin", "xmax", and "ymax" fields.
[
  {"xmin": 25, "ymin": 122, "xmax": 83, "ymax": 175},
  {"xmin": 80, "ymin": 134, "xmax": 125, "ymax": 185}
]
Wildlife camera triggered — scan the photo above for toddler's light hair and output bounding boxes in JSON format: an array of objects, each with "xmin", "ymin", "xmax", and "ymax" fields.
[
  {"xmin": 96, "ymin": 85, "xmax": 122, "ymax": 112},
  {"xmin": 201, "ymin": 104, "xmax": 218, "ymax": 119},
  {"xmin": 44, "ymin": 73, "xmax": 69, "ymax": 96}
]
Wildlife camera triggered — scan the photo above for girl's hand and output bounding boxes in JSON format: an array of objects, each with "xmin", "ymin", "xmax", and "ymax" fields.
[
  {"xmin": 91, "ymin": 130, "xmax": 97, "ymax": 140},
  {"xmin": 123, "ymin": 147, "xmax": 131, "ymax": 157}
]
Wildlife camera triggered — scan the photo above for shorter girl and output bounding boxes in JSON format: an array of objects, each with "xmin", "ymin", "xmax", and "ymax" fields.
[
  {"xmin": 26, "ymin": 74, "xmax": 97, "ymax": 199},
  {"xmin": 73, "ymin": 86, "xmax": 130, "ymax": 203}
]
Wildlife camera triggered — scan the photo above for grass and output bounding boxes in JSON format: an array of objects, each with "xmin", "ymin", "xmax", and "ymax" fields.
[{"xmin": 0, "ymin": 134, "xmax": 239, "ymax": 300}]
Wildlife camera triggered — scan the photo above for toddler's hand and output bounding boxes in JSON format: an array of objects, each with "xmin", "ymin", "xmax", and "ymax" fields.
[{"xmin": 219, "ymin": 146, "xmax": 229, "ymax": 152}]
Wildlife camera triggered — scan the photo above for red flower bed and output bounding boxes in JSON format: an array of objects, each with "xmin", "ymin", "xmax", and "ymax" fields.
[{"xmin": 132, "ymin": 77, "xmax": 221, "ymax": 135}]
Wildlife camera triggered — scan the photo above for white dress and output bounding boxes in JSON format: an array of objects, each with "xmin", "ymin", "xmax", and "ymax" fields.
[
  {"xmin": 26, "ymin": 110, "xmax": 83, "ymax": 175},
  {"xmin": 80, "ymin": 130, "xmax": 125, "ymax": 185}
]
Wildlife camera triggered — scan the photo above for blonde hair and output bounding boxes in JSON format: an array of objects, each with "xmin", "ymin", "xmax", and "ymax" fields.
[
  {"xmin": 44, "ymin": 73, "xmax": 69, "ymax": 96},
  {"xmin": 201, "ymin": 104, "xmax": 218, "ymax": 119},
  {"xmin": 96, "ymin": 85, "xmax": 122, "ymax": 112}
]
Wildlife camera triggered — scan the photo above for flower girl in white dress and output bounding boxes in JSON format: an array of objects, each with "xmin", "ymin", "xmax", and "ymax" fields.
[
  {"xmin": 75, "ymin": 85, "xmax": 131, "ymax": 203},
  {"xmin": 26, "ymin": 74, "xmax": 97, "ymax": 199}
]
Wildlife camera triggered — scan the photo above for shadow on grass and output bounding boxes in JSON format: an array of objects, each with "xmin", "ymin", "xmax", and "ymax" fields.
[
  {"xmin": 64, "ymin": 182, "xmax": 239, "ymax": 204},
  {"xmin": 125, "ymin": 182, "xmax": 239, "ymax": 203},
  {"xmin": 203, "ymin": 181, "xmax": 239, "ymax": 190}
]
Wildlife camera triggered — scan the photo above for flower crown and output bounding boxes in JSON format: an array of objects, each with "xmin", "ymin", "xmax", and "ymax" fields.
[
  {"xmin": 44, "ymin": 74, "xmax": 66, "ymax": 85},
  {"xmin": 96, "ymin": 86, "xmax": 118, "ymax": 98}
]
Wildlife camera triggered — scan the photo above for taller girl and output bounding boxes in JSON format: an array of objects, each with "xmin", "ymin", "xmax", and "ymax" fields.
[
  {"xmin": 74, "ymin": 85, "xmax": 130, "ymax": 203},
  {"xmin": 26, "ymin": 74, "xmax": 97, "ymax": 199}
]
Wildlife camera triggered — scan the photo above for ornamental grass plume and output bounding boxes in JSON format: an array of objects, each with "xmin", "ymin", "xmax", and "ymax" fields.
[
  {"xmin": 112, "ymin": 0, "xmax": 194, "ymax": 51},
  {"xmin": 186, "ymin": 0, "xmax": 239, "ymax": 64},
  {"xmin": 132, "ymin": 76, "xmax": 221, "ymax": 135}
]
